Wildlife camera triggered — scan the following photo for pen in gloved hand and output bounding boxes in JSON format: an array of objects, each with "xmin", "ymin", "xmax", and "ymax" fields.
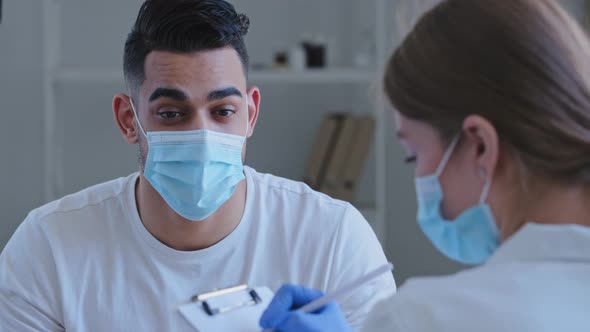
[{"xmin": 262, "ymin": 262, "xmax": 394, "ymax": 332}]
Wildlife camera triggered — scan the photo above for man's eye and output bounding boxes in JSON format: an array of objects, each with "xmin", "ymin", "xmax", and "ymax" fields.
[
  {"xmin": 214, "ymin": 109, "xmax": 235, "ymax": 117},
  {"xmin": 158, "ymin": 111, "xmax": 183, "ymax": 119}
]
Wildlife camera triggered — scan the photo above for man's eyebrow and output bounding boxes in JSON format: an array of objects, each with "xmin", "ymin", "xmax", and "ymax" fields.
[
  {"xmin": 148, "ymin": 87, "xmax": 189, "ymax": 102},
  {"xmin": 207, "ymin": 87, "xmax": 242, "ymax": 101}
]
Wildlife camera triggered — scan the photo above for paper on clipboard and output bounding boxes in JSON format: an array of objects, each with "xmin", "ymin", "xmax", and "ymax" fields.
[{"xmin": 178, "ymin": 286, "xmax": 274, "ymax": 332}]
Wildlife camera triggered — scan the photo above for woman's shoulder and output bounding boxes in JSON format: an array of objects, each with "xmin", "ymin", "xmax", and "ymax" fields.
[
  {"xmin": 361, "ymin": 267, "xmax": 512, "ymax": 332},
  {"xmin": 362, "ymin": 261, "xmax": 590, "ymax": 332}
]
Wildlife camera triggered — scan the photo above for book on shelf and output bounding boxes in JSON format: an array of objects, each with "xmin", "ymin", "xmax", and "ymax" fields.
[
  {"xmin": 303, "ymin": 113, "xmax": 345, "ymax": 190},
  {"xmin": 304, "ymin": 113, "xmax": 375, "ymax": 202}
]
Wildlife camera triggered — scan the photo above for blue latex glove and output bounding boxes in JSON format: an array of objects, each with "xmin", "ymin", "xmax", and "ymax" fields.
[{"xmin": 259, "ymin": 284, "xmax": 352, "ymax": 332}]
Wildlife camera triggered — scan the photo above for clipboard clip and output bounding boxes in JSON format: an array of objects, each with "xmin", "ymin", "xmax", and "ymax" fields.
[{"xmin": 191, "ymin": 284, "xmax": 262, "ymax": 316}]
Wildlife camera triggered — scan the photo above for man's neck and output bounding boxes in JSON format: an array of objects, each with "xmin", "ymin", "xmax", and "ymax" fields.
[{"xmin": 134, "ymin": 174, "xmax": 247, "ymax": 251}]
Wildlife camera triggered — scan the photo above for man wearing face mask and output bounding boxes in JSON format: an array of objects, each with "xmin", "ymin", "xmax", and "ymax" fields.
[{"xmin": 0, "ymin": 1, "xmax": 395, "ymax": 331}]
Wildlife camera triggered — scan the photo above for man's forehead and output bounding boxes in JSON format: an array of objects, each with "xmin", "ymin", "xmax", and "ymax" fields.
[{"xmin": 142, "ymin": 48, "xmax": 246, "ymax": 100}]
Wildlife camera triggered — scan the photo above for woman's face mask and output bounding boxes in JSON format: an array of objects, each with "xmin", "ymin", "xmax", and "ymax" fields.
[{"xmin": 395, "ymin": 113, "xmax": 500, "ymax": 264}]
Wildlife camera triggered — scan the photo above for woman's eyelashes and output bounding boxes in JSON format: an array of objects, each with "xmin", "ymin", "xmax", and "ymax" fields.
[{"xmin": 404, "ymin": 155, "xmax": 417, "ymax": 164}]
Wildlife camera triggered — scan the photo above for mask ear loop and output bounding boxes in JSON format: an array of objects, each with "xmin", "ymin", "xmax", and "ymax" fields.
[
  {"xmin": 243, "ymin": 106, "xmax": 250, "ymax": 142},
  {"xmin": 434, "ymin": 135, "xmax": 461, "ymax": 177},
  {"xmin": 479, "ymin": 173, "xmax": 493, "ymax": 204},
  {"xmin": 129, "ymin": 98, "xmax": 148, "ymax": 138}
]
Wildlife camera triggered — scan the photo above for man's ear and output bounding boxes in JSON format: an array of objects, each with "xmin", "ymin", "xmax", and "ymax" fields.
[
  {"xmin": 246, "ymin": 86, "xmax": 261, "ymax": 138},
  {"xmin": 113, "ymin": 93, "xmax": 138, "ymax": 144},
  {"xmin": 462, "ymin": 115, "xmax": 499, "ymax": 180}
]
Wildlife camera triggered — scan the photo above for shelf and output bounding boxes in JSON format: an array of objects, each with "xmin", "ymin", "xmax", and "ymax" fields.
[
  {"xmin": 54, "ymin": 68, "xmax": 123, "ymax": 84},
  {"xmin": 249, "ymin": 68, "xmax": 377, "ymax": 84},
  {"xmin": 52, "ymin": 67, "xmax": 377, "ymax": 84}
]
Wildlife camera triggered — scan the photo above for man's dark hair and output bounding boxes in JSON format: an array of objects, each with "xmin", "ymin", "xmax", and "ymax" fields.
[{"xmin": 124, "ymin": 0, "xmax": 250, "ymax": 94}]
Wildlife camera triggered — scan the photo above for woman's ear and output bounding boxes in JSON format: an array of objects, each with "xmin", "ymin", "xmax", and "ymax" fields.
[{"xmin": 462, "ymin": 115, "xmax": 500, "ymax": 180}]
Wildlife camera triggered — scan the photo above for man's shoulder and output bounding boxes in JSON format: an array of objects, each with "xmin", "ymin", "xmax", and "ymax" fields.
[
  {"xmin": 1, "ymin": 174, "xmax": 139, "ymax": 287},
  {"xmin": 244, "ymin": 167, "xmax": 373, "ymax": 238},
  {"xmin": 27, "ymin": 173, "xmax": 137, "ymax": 229},
  {"xmin": 245, "ymin": 166, "xmax": 348, "ymax": 210}
]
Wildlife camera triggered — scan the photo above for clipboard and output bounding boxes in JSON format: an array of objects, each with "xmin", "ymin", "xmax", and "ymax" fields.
[{"xmin": 178, "ymin": 284, "xmax": 274, "ymax": 332}]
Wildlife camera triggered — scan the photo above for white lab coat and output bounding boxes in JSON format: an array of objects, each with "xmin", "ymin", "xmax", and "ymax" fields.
[{"xmin": 362, "ymin": 223, "xmax": 590, "ymax": 332}]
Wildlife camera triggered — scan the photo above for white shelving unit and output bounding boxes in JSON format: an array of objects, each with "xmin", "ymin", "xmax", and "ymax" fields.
[
  {"xmin": 42, "ymin": 0, "xmax": 390, "ymax": 246},
  {"xmin": 250, "ymin": 69, "xmax": 378, "ymax": 84}
]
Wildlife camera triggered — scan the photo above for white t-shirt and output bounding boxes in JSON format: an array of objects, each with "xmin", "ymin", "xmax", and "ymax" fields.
[{"xmin": 0, "ymin": 166, "xmax": 395, "ymax": 332}]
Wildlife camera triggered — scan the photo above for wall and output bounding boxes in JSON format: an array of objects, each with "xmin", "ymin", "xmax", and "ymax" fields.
[
  {"xmin": 562, "ymin": 0, "xmax": 588, "ymax": 24},
  {"xmin": 0, "ymin": 0, "xmax": 45, "ymax": 249}
]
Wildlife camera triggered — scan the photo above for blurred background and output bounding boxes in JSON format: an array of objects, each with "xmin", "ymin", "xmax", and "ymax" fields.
[{"xmin": 0, "ymin": 0, "xmax": 587, "ymax": 284}]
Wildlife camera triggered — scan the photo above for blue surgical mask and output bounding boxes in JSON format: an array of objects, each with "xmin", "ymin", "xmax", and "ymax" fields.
[
  {"xmin": 415, "ymin": 136, "xmax": 500, "ymax": 265},
  {"xmin": 130, "ymin": 99, "xmax": 248, "ymax": 221}
]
